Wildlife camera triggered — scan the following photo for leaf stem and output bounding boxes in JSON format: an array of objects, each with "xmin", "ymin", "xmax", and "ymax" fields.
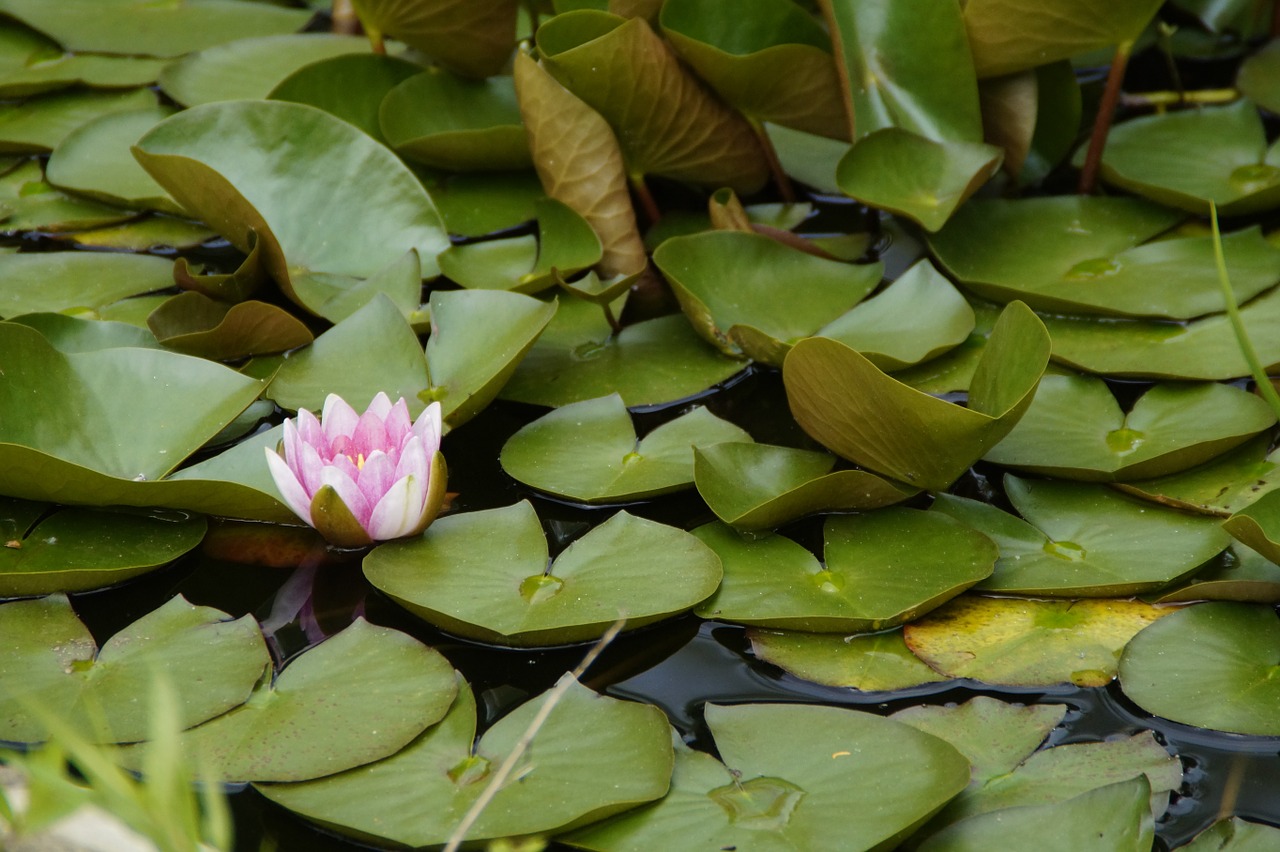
[
  {"xmin": 1210, "ymin": 202, "xmax": 1280, "ymax": 421},
  {"xmin": 602, "ymin": 301, "xmax": 623, "ymax": 335},
  {"xmin": 1078, "ymin": 39, "xmax": 1133, "ymax": 195},
  {"xmin": 630, "ymin": 174, "xmax": 662, "ymax": 227},
  {"xmin": 751, "ymin": 120, "xmax": 796, "ymax": 204},
  {"xmin": 442, "ymin": 618, "xmax": 627, "ymax": 852}
]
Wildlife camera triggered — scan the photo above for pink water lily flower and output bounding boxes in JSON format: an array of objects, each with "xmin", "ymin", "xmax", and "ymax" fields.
[{"xmin": 265, "ymin": 393, "xmax": 447, "ymax": 547}]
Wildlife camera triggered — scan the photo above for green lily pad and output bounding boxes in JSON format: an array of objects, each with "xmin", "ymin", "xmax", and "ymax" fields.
[
  {"xmin": 159, "ymin": 34, "xmax": 370, "ymax": 107},
  {"xmin": 892, "ymin": 300, "xmax": 1001, "ymax": 395},
  {"xmin": 173, "ymin": 229, "xmax": 268, "ymax": 304},
  {"xmin": 765, "ymin": 122, "xmax": 849, "ymax": 194},
  {"xmin": 350, "ymin": 0, "xmax": 518, "ymax": 79},
  {"xmin": 0, "ymin": 25, "xmax": 167, "ymax": 97},
  {"xmin": 653, "ymin": 229, "xmax": 882, "ymax": 364},
  {"xmin": 0, "ymin": 500, "xmax": 206, "ymax": 596},
  {"xmin": 267, "ymin": 294, "xmax": 429, "ymax": 416},
  {"xmin": 267, "ymin": 53, "xmax": 422, "ymax": 146},
  {"xmin": 1091, "ymin": 100, "xmax": 1280, "ymax": 216},
  {"xmin": 1238, "ymin": 40, "xmax": 1280, "ymax": 114},
  {"xmin": 0, "ymin": 160, "xmax": 135, "ymax": 232},
  {"xmin": 932, "ymin": 476, "xmax": 1230, "ymax": 596},
  {"xmin": 0, "ymin": 251, "xmax": 174, "ymax": 318},
  {"xmin": 424, "ymin": 169, "xmax": 544, "ymax": 239},
  {"xmin": 823, "ymin": 0, "xmax": 982, "ymax": 142},
  {"xmin": 749, "ymin": 628, "xmax": 948, "ymax": 691},
  {"xmin": 500, "ymin": 297, "xmax": 745, "ymax": 408},
  {"xmin": 0, "ymin": 594, "xmax": 267, "ymax": 743},
  {"xmin": 815, "ymin": 259, "xmax": 975, "ymax": 370},
  {"xmin": 836, "ymin": 129, "xmax": 1003, "ymax": 231},
  {"xmin": 119, "ymin": 619, "xmax": 458, "ymax": 782},
  {"xmin": 564, "ymin": 702, "xmax": 971, "ymax": 852},
  {"xmin": 0, "ymin": 320, "xmax": 266, "ymax": 492},
  {"xmin": 1116, "ymin": 435, "xmax": 1280, "ymax": 516},
  {"xmin": 985, "ymin": 374, "xmax": 1275, "ymax": 481},
  {"xmin": 294, "ymin": 247, "xmax": 425, "ymax": 325},
  {"xmin": 537, "ymin": 11, "xmax": 769, "ymax": 192},
  {"xmin": 422, "ymin": 288, "xmax": 558, "ymax": 427},
  {"xmin": 0, "ymin": 0, "xmax": 313, "ymax": 58},
  {"xmin": 134, "ymin": 99, "xmax": 448, "ymax": 312},
  {"xmin": 692, "ymin": 510, "xmax": 996, "ymax": 632},
  {"xmin": 1119, "ymin": 602, "xmax": 1280, "ymax": 735},
  {"xmin": 903, "ymin": 595, "xmax": 1171, "ymax": 687},
  {"xmin": 1183, "ymin": 817, "xmax": 1280, "ymax": 851},
  {"xmin": 1153, "ymin": 542, "xmax": 1280, "ymax": 604},
  {"xmin": 1044, "ymin": 281, "xmax": 1280, "ymax": 380},
  {"xmin": 46, "ymin": 107, "xmax": 183, "ymax": 215},
  {"xmin": 693, "ymin": 442, "xmax": 918, "ymax": 530},
  {"xmin": 363, "ymin": 501, "xmax": 722, "ymax": 646},
  {"xmin": 917, "ymin": 777, "xmax": 1155, "ymax": 852},
  {"xmin": 658, "ymin": 0, "xmax": 847, "ymax": 140},
  {"xmin": 57, "ymin": 215, "xmax": 216, "ymax": 251},
  {"xmin": 929, "ymin": 199, "xmax": 1280, "ymax": 319},
  {"xmin": 7, "ymin": 313, "xmax": 159, "ymax": 352},
  {"xmin": 1223, "ymin": 489, "xmax": 1280, "ymax": 564},
  {"xmin": 0, "ymin": 87, "xmax": 157, "ymax": 154},
  {"xmin": 146, "ymin": 292, "xmax": 314, "ymax": 361},
  {"xmin": 500, "ymin": 394, "xmax": 750, "ymax": 503},
  {"xmin": 784, "ymin": 301, "xmax": 1050, "ymax": 490},
  {"xmin": 257, "ymin": 676, "xmax": 672, "ymax": 847},
  {"xmin": 380, "ymin": 69, "xmax": 530, "ymax": 171}
]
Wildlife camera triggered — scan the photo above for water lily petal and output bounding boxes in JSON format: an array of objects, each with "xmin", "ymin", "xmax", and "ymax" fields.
[
  {"xmin": 411, "ymin": 401, "xmax": 443, "ymax": 455},
  {"xmin": 320, "ymin": 465, "xmax": 372, "ymax": 530},
  {"xmin": 385, "ymin": 397, "xmax": 412, "ymax": 446},
  {"xmin": 265, "ymin": 448, "xmax": 314, "ymax": 526},
  {"xmin": 367, "ymin": 473, "xmax": 427, "ymax": 540},
  {"xmin": 367, "ymin": 391, "xmax": 392, "ymax": 420},
  {"xmin": 352, "ymin": 408, "xmax": 389, "ymax": 458},
  {"xmin": 393, "ymin": 433, "xmax": 428, "ymax": 484},
  {"xmin": 296, "ymin": 439, "xmax": 327, "ymax": 498},
  {"xmin": 281, "ymin": 417, "xmax": 302, "ymax": 467},
  {"xmin": 294, "ymin": 407, "xmax": 327, "ymax": 456},
  {"xmin": 355, "ymin": 449, "xmax": 395, "ymax": 508},
  {"xmin": 329, "ymin": 451, "xmax": 360, "ymax": 483},
  {"xmin": 321, "ymin": 393, "xmax": 359, "ymax": 442}
]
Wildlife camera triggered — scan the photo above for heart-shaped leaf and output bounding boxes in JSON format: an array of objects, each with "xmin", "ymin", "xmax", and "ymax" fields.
[
  {"xmin": 692, "ymin": 509, "xmax": 996, "ymax": 632},
  {"xmin": 784, "ymin": 301, "xmax": 1050, "ymax": 490},
  {"xmin": 258, "ymin": 676, "xmax": 672, "ymax": 847},
  {"xmin": 1119, "ymin": 602, "xmax": 1280, "ymax": 735},
  {"xmin": 934, "ymin": 476, "xmax": 1230, "ymax": 596},
  {"xmin": 985, "ymin": 374, "xmax": 1275, "ymax": 481},
  {"xmin": 749, "ymin": 628, "xmax": 948, "ymax": 692},
  {"xmin": 118, "ymin": 619, "xmax": 458, "ymax": 781},
  {"xmin": 363, "ymin": 501, "xmax": 722, "ymax": 646},
  {"xmin": 500, "ymin": 394, "xmax": 750, "ymax": 502},
  {"xmin": 904, "ymin": 595, "xmax": 1170, "ymax": 687},
  {"xmin": 0, "ymin": 594, "xmax": 267, "ymax": 743}
]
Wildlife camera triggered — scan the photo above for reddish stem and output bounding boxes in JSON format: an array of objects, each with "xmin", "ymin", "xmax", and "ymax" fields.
[{"xmin": 1078, "ymin": 40, "xmax": 1133, "ymax": 195}]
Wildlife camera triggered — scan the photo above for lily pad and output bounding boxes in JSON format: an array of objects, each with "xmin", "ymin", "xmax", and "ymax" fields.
[
  {"xmin": 500, "ymin": 394, "xmax": 750, "ymax": 503},
  {"xmin": 133, "ymin": 99, "xmax": 449, "ymax": 311},
  {"xmin": 6, "ymin": 313, "xmax": 159, "ymax": 353},
  {"xmin": 118, "ymin": 619, "xmax": 458, "ymax": 782},
  {"xmin": 693, "ymin": 442, "xmax": 918, "ymax": 530},
  {"xmin": 1116, "ymin": 435, "xmax": 1280, "ymax": 516},
  {"xmin": 363, "ymin": 501, "xmax": 722, "ymax": 646},
  {"xmin": 1119, "ymin": 602, "xmax": 1280, "ymax": 735},
  {"xmin": 0, "ymin": 25, "xmax": 167, "ymax": 97},
  {"xmin": 349, "ymin": 0, "xmax": 518, "ymax": 78},
  {"xmin": 0, "ymin": 251, "xmax": 174, "ymax": 318},
  {"xmin": 258, "ymin": 676, "xmax": 672, "ymax": 847},
  {"xmin": 0, "ymin": 594, "xmax": 267, "ymax": 743},
  {"xmin": 146, "ymin": 292, "xmax": 314, "ymax": 361},
  {"xmin": 0, "ymin": 501, "xmax": 206, "ymax": 596},
  {"xmin": 749, "ymin": 628, "xmax": 948, "ymax": 691},
  {"xmin": 422, "ymin": 288, "xmax": 558, "ymax": 427},
  {"xmin": 0, "ymin": 160, "xmax": 135, "ymax": 232},
  {"xmin": 985, "ymin": 374, "xmax": 1275, "ymax": 481},
  {"xmin": 903, "ymin": 595, "xmax": 1170, "ymax": 687},
  {"xmin": 1223, "ymin": 489, "xmax": 1280, "ymax": 564},
  {"xmin": 46, "ymin": 107, "xmax": 183, "ymax": 215},
  {"xmin": 0, "ymin": 87, "xmax": 157, "ymax": 153},
  {"xmin": 159, "ymin": 34, "xmax": 370, "ymax": 107},
  {"xmin": 1090, "ymin": 100, "xmax": 1280, "ymax": 216},
  {"xmin": 929, "ymin": 198, "xmax": 1280, "ymax": 319},
  {"xmin": 56, "ymin": 215, "xmax": 216, "ymax": 251},
  {"xmin": 932, "ymin": 476, "xmax": 1230, "ymax": 596},
  {"xmin": 380, "ymin": 69, "xmax": 530, "ymax": 171},
  {"xmin": 267, "ymin": 53, "xmax": 422, "ymax": 145},
  {"xmin": 784, "ymin": 300, "xmax": 1050, "ymax": 490},
  {"xmin": 0, "ymin": 0, "xmax": 313, "ymax": 58},
  {"xmin": 500, "ymin": 296, "xmax": 746, "ymax": 408},
  {"xmin": 1182, "ymin": 817, "xmax": 1280, "ymax": 850},
  {"xmin": 425, "ymin": 168, "xmax": 545, "ymax": 239},
  {"xmin": 893, "ymin": 300, "xmax": 1001, "ymax": 395},
  {"xmin": 653, "ymin": 229, "xmax": 882, "ymax": 364},
  {"xmin": 692, "ymin": 510, "xmax": 997, "ymax": 632},
  {"xmin": 564, "ymin": 702, "xmax": 971, "ymax": 852},
  {"xmin": 766, "ymin": 122, "xmax": 848, "ymax": 194},
  {"xmin": 835, "ymin": 129, "xmax": 1003, "ymax": 232},
  {"xmin": 1152, "ymin": 542, "xmax": 1280, "ymax": 604},
  {"xmin": 815, "ymin": 259, "xmax": 975, "ymax": 370}
]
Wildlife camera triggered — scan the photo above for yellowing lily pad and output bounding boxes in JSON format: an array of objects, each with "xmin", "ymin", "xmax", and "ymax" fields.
[
  {"xmin": 0, "ymin": 593, "xmax": 267, "ymax": 743},
  {"xmin": 500, "ymin": 394, "xmax": 750, "ymax": 503},
  {"xmin": 363, "ymin": 501, "xmax": 722, "ymax": 646},
  {"xmin": 903, "ymin": 595, "xmax": 1171, "ymax": 687},
  {"xmin": 692, "ymin": 509, "xmax": 996, "ymax": 632},
  {"xmin": 749, "ymin": 628, "xmax": 948, "ymax": 692}
]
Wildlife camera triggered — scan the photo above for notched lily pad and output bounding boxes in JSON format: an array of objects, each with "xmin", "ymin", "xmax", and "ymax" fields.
[
  {"xmin": 363, "ymin": 501, "xmax": 722, "ymax": 646},
  {"xmin": 0, "ymin": 593, "xmax": 267, "ymax": 743},
  {"xmin": 903, "ymin": 595, "xmax": 1171, "ymax": 687},
  {"xmin": 692, "ymin": 509, "xmax": 996, "ymax": 632},
  {"xmin": 258, "ymin": 676, "xmax": 672, "ymax": 847},
  {"xmin": 501, "ymin": 394, "xmax": 750, "ymax": 503},
  {"xmin": 749, "ymin": 627, "xmax": 948, "ymax": 692},
  {"xmin": 694, "ymin": 442, "xmax": 917, "ymax": 530}
]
